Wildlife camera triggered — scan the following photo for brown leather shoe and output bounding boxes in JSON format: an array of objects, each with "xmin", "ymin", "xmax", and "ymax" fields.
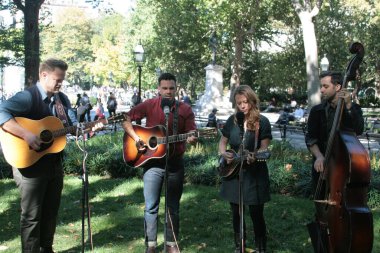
[
  {"xmin": 145, "ymin": 246, "xmax": 156, "ymax": 253},
  {"xmin": 165, "ymin": 245, "xmax": 179, "ymax": 253}
]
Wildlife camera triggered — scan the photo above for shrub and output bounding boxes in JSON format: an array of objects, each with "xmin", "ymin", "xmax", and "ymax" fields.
[
  {"xmin": 3, "ymin": 129, "xmax": 380, "ymax": 208},
  {"xmin": 268, "ymin": 140, "xmax": 312, "ymax": 197},
  {"xmin": 63, "ymin": 132, "xmax": 142, "ymax": 178},
  {"xmin": 184, "ymin": 138, "xmax": 220, "ymax": 186}
]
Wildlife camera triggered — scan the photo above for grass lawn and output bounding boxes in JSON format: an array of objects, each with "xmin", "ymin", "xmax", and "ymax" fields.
[{"xmin": 1, "ymin": 176, "xmax": 379, "ymax": 252}]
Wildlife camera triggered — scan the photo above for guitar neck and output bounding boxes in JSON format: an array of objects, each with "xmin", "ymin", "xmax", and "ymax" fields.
[
  {"xmin": 157, "ymin": 132, "xmax": 194, "ymax": 144},
  {"xmin": 52, "ymin": 120, "xmax": 105, "ymax": 138}
]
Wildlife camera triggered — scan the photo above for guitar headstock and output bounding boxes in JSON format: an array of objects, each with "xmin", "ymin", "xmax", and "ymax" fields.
[
  {"xmin": 196, "ymin": 127, "xmax": 218, "ymax": 138},
  {"xmin": 107, "ymin": 112, "xmax": 128, "ymax": 124},
  {"xmin": 255, "ymin": 149, "xmax": 271, "ymax": 161}
]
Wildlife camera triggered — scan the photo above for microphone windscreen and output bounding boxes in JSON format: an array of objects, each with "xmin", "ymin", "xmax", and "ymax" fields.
[
  {"xmin": 161, "ymin": 98, "xmax": 172, "ymax": 109},
  {"xmin": 163, "ymin": 106, "xmax": 170, "ymax": 115}
]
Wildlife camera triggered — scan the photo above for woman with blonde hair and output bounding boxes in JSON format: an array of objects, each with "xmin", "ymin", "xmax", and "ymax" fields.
[{"xmin": 218, "ymin": 85, "xmax": 272, "ymax": 253}]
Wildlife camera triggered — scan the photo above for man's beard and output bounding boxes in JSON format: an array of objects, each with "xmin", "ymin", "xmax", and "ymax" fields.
[{"xmin": 321, "ymin": 94, "xmax": 334, "ymax": 103}]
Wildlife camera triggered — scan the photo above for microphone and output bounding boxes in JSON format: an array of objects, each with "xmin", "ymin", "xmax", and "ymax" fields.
[
  {"xmin": 236, "ymin": 111, "xmax": 245, "ymax": 138},
  {"xmin": 161, "ymin": 98, "xmax": 172, "ymax": 116}
]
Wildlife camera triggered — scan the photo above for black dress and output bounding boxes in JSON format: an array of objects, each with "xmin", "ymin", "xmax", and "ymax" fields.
[{"xmin": 220, "ymin": 115, "xmax": 272, "ymax": 205}]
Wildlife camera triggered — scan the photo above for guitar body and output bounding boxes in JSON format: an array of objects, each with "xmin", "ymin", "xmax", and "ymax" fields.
[
  {"xmin": 123, "ymin": 125, "xmax": 217, "ymax": 168},
  {"xmin": 0, "ymin": 116, "xmax": 66, "ymax": 168},
  {"xmin": 218, "ymin": 149, "xmax": 271, "ymax": 180},
  {"xmin": 123, "ymin": 125, "xmax": 167, "ymax": 167},
  {"xmin": 218, "ymin": 150, "xmax": 241, "ymax": 179}
]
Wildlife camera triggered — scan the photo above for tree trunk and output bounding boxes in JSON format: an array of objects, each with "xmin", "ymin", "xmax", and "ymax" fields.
[
  {"xmin": 13, "ymin": 0, "xmax": 44, "ymax": 87},
  {"xmin": 299, "ymin": 11, "xmax": 320, "ymax": 107},
  {"xmin": 229, "ymin": 22, "xmax": 244, "ymax": 105},
  {"xmin": 24, "ymin": 1, "xmax": 42, "ymax": 87}
]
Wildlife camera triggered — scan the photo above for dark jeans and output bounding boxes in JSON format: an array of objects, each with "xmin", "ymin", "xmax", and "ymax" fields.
[
  {"xmin": 108, "ymin": 109, "xmax": 116, "ymax": 117},
  {"xmin": 13, "ymin": 156, "xmax": 63, "ymax": 253},
  {"xmin": 143, "ymin": 161, "xmax": 184, "ymax": 247},
  {"xmin": 230, "ymin": 203, "xmax": 266, "ymax": 238}
]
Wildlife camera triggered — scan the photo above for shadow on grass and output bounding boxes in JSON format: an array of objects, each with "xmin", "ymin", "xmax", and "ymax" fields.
[
  {"xmin": 0, "ymin": 179, "xmax": 19, "ymax": 245},
  {"xmin": 2, "ymin": 176, "xmax": 379, "ymax": 253},
  {"xmin": 57, "ymin": 176, "xmax": 145, "ymax": 252}
]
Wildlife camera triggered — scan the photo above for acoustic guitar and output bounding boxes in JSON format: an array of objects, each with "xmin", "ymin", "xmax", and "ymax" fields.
[
  {"xmin": 218, "ymin": 149, "xmax": 271, "ymax": 180},
  {"xmin": 123, "ymin": 125, "xmax": 217, "ymax": 167},
  {"xmin": 0, "ymin": 113, "xmax": 127, "ymax": 168}
]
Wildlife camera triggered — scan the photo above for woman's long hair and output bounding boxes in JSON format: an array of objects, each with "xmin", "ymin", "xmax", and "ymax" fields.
[{"xmin": 233, "ymin": 85, "xmax": 260, "ymax": 130}]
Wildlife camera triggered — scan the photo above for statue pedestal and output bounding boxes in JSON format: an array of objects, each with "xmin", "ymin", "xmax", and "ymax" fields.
[{"xmin": 194, "ymin": 64, "xmax": 233, "ymax": 117}]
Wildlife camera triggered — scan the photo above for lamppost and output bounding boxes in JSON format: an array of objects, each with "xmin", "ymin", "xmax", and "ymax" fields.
[
  {"xmin": 320, "ymin": 54, "xmax": 329, "ymax": 72},
  {"xmin": 133, "ymin": 42, "xmax": 145, "ymax": 104}
]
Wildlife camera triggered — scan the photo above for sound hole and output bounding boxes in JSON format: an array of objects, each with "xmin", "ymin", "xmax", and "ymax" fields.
[
  {"xmin": 38, "ymin": 130, "xmax": 53, "ymax": 152},
  {"xmin": 149, "ymin": 136, "xmax": 157, "ymax": 149}
]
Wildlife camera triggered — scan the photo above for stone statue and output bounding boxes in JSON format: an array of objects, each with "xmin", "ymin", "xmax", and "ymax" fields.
[{"xmin": 209, "ymin": 31, "xmax": 217, "ymax": 65}]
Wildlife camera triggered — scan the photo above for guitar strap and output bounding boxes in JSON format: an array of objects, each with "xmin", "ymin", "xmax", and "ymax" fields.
[
  {"xmin": 54, "ymin": 93, "xmax": 70, "ymax": 127},
  {"xmin": 254, "ymin": 121, "xmax": 260, "ymax": 151},
  {"xmin": 170, "ymin": 100, "xmax": 179, "ymax": 155},
  {"xmin": 173, "ymin": 100, "xmax": 179, "ymax": 135}
]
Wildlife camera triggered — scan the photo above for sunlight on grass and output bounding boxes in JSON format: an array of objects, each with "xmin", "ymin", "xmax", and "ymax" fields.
[{"xmin": 1, "ymin": 176, "xmax": 380, "ymax": 253}]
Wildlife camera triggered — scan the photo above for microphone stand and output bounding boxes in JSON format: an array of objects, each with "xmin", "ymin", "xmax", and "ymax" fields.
[
  {"xmin": 238, "ymin": 131, "xmax": 245, "ymax": 253},
  {"xmin": 76, "ymin": 124, "xmax": 93, "ymax": 253},
  {"xmin": 163, "ymin": 111, "xmax": 170, "ymax": 253}
]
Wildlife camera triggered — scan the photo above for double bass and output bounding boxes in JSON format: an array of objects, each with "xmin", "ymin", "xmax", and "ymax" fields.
[{"xmin": 310, "ymin": 42, "xmax": 373, "ymax": 253}]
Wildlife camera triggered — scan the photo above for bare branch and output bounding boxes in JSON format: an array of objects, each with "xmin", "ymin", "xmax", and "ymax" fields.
[
  {"xmin": 12, "ymin": 0, "xmax": 25, "ymax": 12},
  {"xmin": 305, "ymin": 0, "xmax": 311, "ymax": 11},
  {"xmin": 316, "ymin": 0, "xmax": 323, "ymax": 9},
  {"xmin": 292, "ymin": 0, "xmax": 303, "ymax": 14},
  {"xmin": 38, "ymin": 0, "xmax": 46, "ymax": 9},
  {"xmin": 310, "ymin": 5, "xmax": 320, "ymax": 17}
]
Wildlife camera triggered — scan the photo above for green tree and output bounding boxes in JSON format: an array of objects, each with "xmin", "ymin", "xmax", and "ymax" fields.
[
  {"xmin": 146, "ymin": 0, "xmax": 209, "ymax": 96},
  {"xmin": 90, "ymin": 13, "xmax": 130, "ymax": 88},
  {"xmin": 12, "ymin": 0, "xmax": 45, "ymax": 86},
  {"xmin": 11, "ymin": 0, "xmax": 103, "ymax": 87},
  {"xmin": 41, "ymin": 8, "xmax": 94, "ymax": 88}
]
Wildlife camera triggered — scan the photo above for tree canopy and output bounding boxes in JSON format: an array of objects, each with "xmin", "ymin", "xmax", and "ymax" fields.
[{"xmin": 1, "ymin": 0, "xmax": 380, "ymax": 105}]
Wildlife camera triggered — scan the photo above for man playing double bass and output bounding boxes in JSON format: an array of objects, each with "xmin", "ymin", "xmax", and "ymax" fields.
[
  {"xmin": 305, "ymin": 71, "xmax": 364, "ymax": 191},
  {"xmin": 305, "ymin": 70, "xmax": 368, "ymax": 252}
]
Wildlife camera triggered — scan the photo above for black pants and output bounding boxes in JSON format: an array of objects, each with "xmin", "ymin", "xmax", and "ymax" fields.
[
  {"xmin": 13, "ymin": 156, "xmax": 64, "ymax": 253},
  {"xmin": 230, "ymin": 203, "xmax": 266, "ymax": 238}
]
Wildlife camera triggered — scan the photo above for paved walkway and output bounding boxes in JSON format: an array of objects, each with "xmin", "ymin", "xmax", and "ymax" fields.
[{"xmin": 271, "ymin": 126, "xmax": 380, "ymax": 153}]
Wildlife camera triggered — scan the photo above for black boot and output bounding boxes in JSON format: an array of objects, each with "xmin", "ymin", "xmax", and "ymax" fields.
[
  {"xmin": 255, "ymin": 236, "xmax": 267, "ymax": 253},
  {"xmin": 234, "ymin": 233, "xmax": 247, "ymax": 253}
]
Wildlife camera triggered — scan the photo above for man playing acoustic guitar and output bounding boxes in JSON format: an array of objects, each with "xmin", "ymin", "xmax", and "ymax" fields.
[
  {"xmin": 0, "ymin": 59, "xmax": 101, "ymax": 253},
  {"xmin": 122, "ymin": 72, "xmax": 197, "ymax": 253}
]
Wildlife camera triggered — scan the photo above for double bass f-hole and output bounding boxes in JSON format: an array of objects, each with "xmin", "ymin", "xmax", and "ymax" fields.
[{"xmin": 313, "ymin": 42, "xmax": 373, "ymax": 253}]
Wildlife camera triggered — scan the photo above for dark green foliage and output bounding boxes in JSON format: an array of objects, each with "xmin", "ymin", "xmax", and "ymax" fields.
[
  {"xmin": 63, "ymin": 132, "xmax": 142, "ymax": 178},
  {"xmin": 369, "ymin": 170, "xmax": 380, "ymax": 208},
  {"xmin": 184, "ymin": 138, "xmax": 220, "ymax": 186},
  {"xmin": 268, "ymin": 141, "xmax": 313, "ymax": 197},
  {"xmin": 2, "ymin": 130, "xmax": 378, "ymax": 208},
  {"xmin": 359, "ymin": 95, "xmax": 380, "ymax": 108},
  {"xmin": 59, "ymin": 132, "xmax": 380, "ymax": 208}
]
